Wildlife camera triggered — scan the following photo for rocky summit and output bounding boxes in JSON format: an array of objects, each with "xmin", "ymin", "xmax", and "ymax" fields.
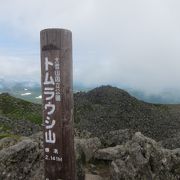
[
  {"xmin": 0, "ymin": 131, "xmax": 180, "ymax": 180},
  {"xmin": 74, "ymin": 86, "xmax": 180, "ymax": 141},
  {"xmin": 0, "ymin": 86, "xmax": 180, "ymax": 179}
]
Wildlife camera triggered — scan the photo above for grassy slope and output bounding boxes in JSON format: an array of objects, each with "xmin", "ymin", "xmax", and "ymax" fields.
[{"xmin": 0, "ymin": 93, "xmax": 42, "ymax": 124}]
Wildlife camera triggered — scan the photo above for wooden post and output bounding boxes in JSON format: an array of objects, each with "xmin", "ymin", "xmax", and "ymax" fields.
[{"xmin": 40, "ymin": 28, "xmax": 75, "ymax": 180}]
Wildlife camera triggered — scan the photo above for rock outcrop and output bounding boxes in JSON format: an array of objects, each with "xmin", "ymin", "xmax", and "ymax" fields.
[
  {"xmin": 109, "ymin": 132, "xmax": 180, "ymax": 180},
  {"xmin": 100, "ymin": 129, "xmax": 135, "ymax": 147},
  {"xmin": 74, "ymin": 86, "xmax": 180, "ymax": 142},
  {"xmin": 159, "ymin": 132, "xmax": 180, "ymax": 150},
  {"xmin": 0, "ymin": 137, "xmax": 41, "ymax": 180},
  {"xmin": 1, "ymin": 131, "xmax": 180, "ymax": 180},
  {"xmin": 0, "ymin": 133, "xmax": 102, "ymax": 180},
  {"xmin": 75, "ymin": 137, "xmax": 102, "ymax": 162}
]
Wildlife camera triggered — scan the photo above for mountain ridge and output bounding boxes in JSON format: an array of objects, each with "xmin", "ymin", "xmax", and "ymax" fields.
[
  {"xmin": 74, "ymin": 85, "xmax": 180, "ymax": 141},
  {"xmin": 0, "ymin": 85, "xmax": 180, "ymax": 142}
]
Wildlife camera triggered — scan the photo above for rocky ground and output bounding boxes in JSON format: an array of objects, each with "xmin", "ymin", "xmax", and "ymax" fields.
[
  {"xmin": 0, "ymin": 130, "xmax": 180, "ymax": 180},
  {"xmin": 1, "ymin": 86, "xmax": 180, "ymax": 179},
  {"xmin": 0, "ymin": 115, "xmax": 41, "ymax": 136},
  {"xmin": 74, "ymin": 86, "xmax": 180, "ymax": 141}
]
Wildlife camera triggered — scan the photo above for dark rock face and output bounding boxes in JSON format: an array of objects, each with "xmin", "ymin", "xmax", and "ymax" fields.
[{"xmin": 110, "ymin": 132, "xmax": 180, "ymax": 180}]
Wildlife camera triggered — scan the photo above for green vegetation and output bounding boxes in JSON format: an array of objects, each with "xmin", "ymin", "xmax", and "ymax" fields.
[
  {"xmin": 0, "ymin": 124, "xmax": 10, "ymax": 131},
  {"xmin": 0, "ymin": 133, "xmax": 20, "ymax": 140},
  {"xmin": 0, "ymin": 93, "xmax": 42, "ymax": 124}
]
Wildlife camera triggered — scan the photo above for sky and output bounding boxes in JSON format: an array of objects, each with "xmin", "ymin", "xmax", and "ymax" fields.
[{"xmin": 0, "ymin": 0, "xmax": 180, "ymax": 94}]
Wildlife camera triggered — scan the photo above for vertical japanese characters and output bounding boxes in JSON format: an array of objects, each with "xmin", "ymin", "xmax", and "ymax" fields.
[
  {"xmin": 43, "ymin": 56, "xmax": 62, "ymax": 163},
  {"xmin": 44, "ymin": 57, "xmax": 56, "ymax": 144}
]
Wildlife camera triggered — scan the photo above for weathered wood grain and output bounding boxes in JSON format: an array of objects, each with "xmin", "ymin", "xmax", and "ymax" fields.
[{"xmin": 40, "ymin": 29, "xmax": 75, "ymax": 180}]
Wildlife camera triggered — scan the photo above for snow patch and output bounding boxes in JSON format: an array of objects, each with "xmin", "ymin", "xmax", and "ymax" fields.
[
  {"xmin": 35, "ymin": 95, "xmax": 42, "ymax": 99},
  {"xmin": 21, "ymin": 92, "xmax": 31, "ymax": 96}
]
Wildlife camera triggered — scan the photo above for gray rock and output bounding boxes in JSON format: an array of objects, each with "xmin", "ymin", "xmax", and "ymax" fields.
[
  {"xmin": 0, "ymin": 133, "xmax": 102, "ymax": 180},
  {"xmin": 75, "ymin": 140, "xmax": 86, "ymax": 180},
  {"xmin": 0, "ymin": 136, "xmax": 20, "ymax": 150},
  {"xmin": 101, "ymin": 129, "xmax": 135, "ymax": 147},
  {"xmin": 110, "ymin": 132, "xmax": 180, "ymax": 180},
  {"xmin": 3, "ymin": 130, "xmax": 180, "ymax": 180},
  {"xmin": 159, "ymin": 132, "xmax": 180, "ymax": 149},
  {"xmin": 75, "ymin": 137, "xmax": 102, "ymax": 162},
  {"xmin": 95, "ymin": 145, "xmax": 124, "ymax": 161},
  {"xmin": 0, "ymin": 138, "xmax": 40, "ymax": 180},
  {"xmin": 85, "ymin": 174, "xmax": 103, "ymax": 180}
]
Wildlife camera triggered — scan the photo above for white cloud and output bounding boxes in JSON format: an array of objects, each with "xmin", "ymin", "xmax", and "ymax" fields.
[{"xmin": 0, "ymin": 55, "xmax": 40, "ymax": 81}]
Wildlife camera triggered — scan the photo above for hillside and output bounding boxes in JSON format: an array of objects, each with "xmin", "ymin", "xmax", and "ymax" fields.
[
  {"xmin": 1, "ymin": 86, "xmax": 180, "ymax": 142},
  {"xmin": 0, "ymin": 93, "xmax": 41, "ymax": 137},
  {"xmin": 74, "ymin": 86, "xmax": 180, "ymax": 141},
  {"xmin": 0, "ymin": 93, "xmax": 42, "ymax": 124},
  {"xmin": 1, "ymin": 86, "xmax": 180, "ymax": 179}
]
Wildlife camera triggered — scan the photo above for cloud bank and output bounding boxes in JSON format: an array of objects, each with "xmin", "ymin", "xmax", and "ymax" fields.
[{"xmin": 0, "ymin": 0, "xmax": 180, "ymax": 94}]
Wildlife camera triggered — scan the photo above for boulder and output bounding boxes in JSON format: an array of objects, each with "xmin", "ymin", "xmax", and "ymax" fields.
[
  {"xmin": 0, "ymin": 138, "xmax": 40, "ymax": 180},
  {"xmin": 110, "ymin": 132, "xmax": 180, "ymax": 180},
  {"xmin": 85, "ymin": 174, "xmax": 103, "ymax": 180},
  {"xmin": 94, "ymin": 145, "xmax": 124, "ymax": 161},
  {"xmin": 0, "ymin": 136, "xmax": 20, "ymax": 150},
  {"xmin": 75, "ymin": 140, "xmax": 86, "ymax": 180},
  {"xmin": 75, "ymin": 137, "xmax": 102, "ymax": 162},
  {"xmin": 0, "ymin": 133, "xmax": 102, "ymax": 180},
  {"xmin": 100, "ymin": 129, "xmax": 134, "ymax": 147}
]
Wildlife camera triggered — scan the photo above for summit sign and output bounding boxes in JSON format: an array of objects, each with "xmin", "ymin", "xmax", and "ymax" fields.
[{"xmin": 40, "ymin": 29, "xmax": 75, "ymax": 180}]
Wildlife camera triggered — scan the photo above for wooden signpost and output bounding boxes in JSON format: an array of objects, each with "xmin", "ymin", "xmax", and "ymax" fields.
[{"xmin": 40, "ymin": 29, "xmax": 75, "ymax": 180}]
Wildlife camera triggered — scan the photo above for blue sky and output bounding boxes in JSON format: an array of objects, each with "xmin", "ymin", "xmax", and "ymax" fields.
[{"xmin": 1, "ymin": 0, "xmax": 180, "ymax": 94}]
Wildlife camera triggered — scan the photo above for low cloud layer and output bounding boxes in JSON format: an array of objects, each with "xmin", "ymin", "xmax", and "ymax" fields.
[
  {"xmin": 0, "ymin": 55, "xmax": 40, "ymax": 81},
  {"xmin": 0, "ymin": 0, "xmax": 180, "ymax": 94}
]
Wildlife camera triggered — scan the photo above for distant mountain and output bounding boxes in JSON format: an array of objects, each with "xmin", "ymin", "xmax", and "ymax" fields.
[
  {"xmin": 74, "ymin": 85, "xmax": 180, "ymax": 141},
  {"xmin": 0, "ymin": 79, "xmax": 42, "ymax": 103},
  {"xmin": 0, "ymin": 85, "xmax": 180, "ymax": 141},
  {"xmin": 0, "ymin": 79, "xmax": 91, "ymax": 104},
  {"xmin": 1, "ymin": 79, "xmax": 180, "ymax": 104}
]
